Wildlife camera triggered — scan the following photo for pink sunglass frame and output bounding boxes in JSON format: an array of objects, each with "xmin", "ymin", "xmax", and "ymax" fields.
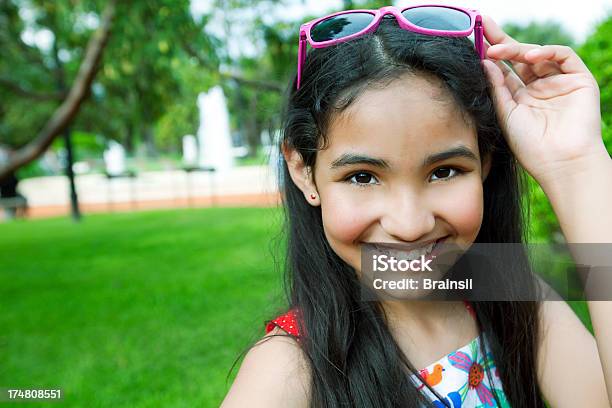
[{"xmin": 297, "ymin": 5, "xmax": 484, "ymax": 89}]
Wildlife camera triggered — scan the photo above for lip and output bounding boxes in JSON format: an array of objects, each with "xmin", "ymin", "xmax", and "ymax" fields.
[
  {"xmin": 364, "ymin": 236, "xmax": 449, "ymax": 249},
  {"xmin": 365, "ymin": 236, "xmax": 450, "ymax": 258}
]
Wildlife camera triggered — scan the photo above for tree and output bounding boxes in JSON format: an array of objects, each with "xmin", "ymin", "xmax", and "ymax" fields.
[
  {"xmin": 0, "ymin": 0, "xmax": 117, "ymax": 182},
  {"xmin": 579, "ymin": 14, "xmax": 612, "ymax": 155},
  {"xmin": 0, "ymin": 0, "xmax": 225, "ymax": 177},
  {"xmin": 1, "ymin": 0, "xmax": 292, "ymax": 176}
]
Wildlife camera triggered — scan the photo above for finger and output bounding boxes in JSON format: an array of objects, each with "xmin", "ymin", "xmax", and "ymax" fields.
[
  {"xmin": 497, "ymin": 55, "xmax": 539, "ymax": 85},
  {"xmin": 489, "ymin": 43, "xmax": 565, "ymax": 82},
  {"xmin": 492, "ymin": 59, "xmax": 525, "ymax": 98},
  {"xmin": 488, "ymin": 43, "xmax": 556, "ymax": 83},
  {"xmin": 488, "ymin": 43, "xmax": 589, "ymax": 76},
  {"xmin": 483, "ymin": 39, "xmax": 537, "ymax": 82},
  {"xmin": 487, "ymin": 42, "xmax": 543, "ymax": 63},
  {"xmin": 482, "ymin": 15, "xmax": 516, "ymax": 47},
  {"xmin": 527, "ymin": 73, "xmax": 595, "ymax": 100},
  {"xmin": 481, "ymin": 59, "xmax": 518, "ymax": 125},
  {"xmin": 529, "ymin": 60, "xmax": 563, "ymax": 79},
  {"xmin": 524, "ymin": 45, "xmax": 590, "ymax": 74},
  {"xmin": 482, "ymin": 15, "xmax": 539, "ymax": 85}
]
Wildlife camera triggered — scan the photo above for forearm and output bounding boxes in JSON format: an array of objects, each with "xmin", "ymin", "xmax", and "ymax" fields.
[
  {"xmin": 538, "ymin": 148, "xmax": 612, "ymax": 244},
  {"xmin": 538, "ymin": 147, "xmax": 612, "ymax": 405}
]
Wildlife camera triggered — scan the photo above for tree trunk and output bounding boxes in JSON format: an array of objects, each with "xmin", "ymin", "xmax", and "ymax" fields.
[{"xmin": 54, "ymin": 32, "xmax": 81, "ymax": 221}]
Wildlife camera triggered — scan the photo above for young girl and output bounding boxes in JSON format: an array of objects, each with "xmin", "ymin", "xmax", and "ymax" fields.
[{"xmin": 222, "ymin": 5, "xmax": 612, "ymax": 407}]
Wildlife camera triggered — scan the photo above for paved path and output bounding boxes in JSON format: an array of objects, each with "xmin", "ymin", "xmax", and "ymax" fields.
[{"xmin": 15, "ymin": 165, "xmax": 281, "ymax": 219}]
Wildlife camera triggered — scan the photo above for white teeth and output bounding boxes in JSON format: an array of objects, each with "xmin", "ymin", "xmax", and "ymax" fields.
[
  {"xmin": 386, "ymin": 241, "xmax": 436, "ymax": 261},
  {"xmin": 406, "ymin": 242, "xmax": 436, "ymax": 259}
]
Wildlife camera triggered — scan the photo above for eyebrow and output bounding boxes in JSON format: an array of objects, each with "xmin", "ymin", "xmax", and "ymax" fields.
[{"xmin": 330, "ymin": 145, "xmax": 479, "ymax": 170}]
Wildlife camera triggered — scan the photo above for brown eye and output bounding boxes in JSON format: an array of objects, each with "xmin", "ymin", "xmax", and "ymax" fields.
[
  {"xmin": 431, "ymin": 167, "xmax": 463, "ymax": 181},
  {"xmin": 347, "ymin": 172, "xmax": 378, "ymax": 186},
  {"xmin": 355, "ymin": 173, "xmax": 372, "ymax": 183}
]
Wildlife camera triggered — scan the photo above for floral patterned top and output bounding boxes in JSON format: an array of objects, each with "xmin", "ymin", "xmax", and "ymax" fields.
[
  {"xmin": 265, "ymin": 303, "xmax": 510, "ymax": 407},
  {"xmin": 411, "ymin": 334, "xmax": 510, "ymax": 407}
]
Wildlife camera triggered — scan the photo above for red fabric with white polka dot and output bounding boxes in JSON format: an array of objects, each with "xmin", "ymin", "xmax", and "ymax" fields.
[
  {"xmin": 265, "ymin": 309, "xmax": 300, "ymax": 340},
  {"xmin": 265, "ymin": 301, "xmax": 474, "ymax": 342}
]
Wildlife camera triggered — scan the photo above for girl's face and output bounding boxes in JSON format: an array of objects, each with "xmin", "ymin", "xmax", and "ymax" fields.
[{"xmin": 285, "ymin": 73, "xmax": 491, "ymax": 273}]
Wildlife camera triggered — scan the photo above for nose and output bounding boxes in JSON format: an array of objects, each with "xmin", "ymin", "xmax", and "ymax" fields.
[{"xmin": 379, "ymin": 188, "xmax": 436, "ymax": 243}]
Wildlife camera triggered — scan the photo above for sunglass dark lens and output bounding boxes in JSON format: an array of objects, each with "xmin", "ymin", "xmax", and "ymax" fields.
[
  {"xmin": 311, "ymin": 12, "xmax": 375, "ymax": 42},
  {"xmin": 401, "ymin": 6, "xmax": 471, "ymax": 31}
]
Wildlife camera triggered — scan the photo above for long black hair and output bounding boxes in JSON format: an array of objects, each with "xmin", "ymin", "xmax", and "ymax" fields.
[{"xmin": 273, "ymin": 17, "xmax": 545, "ymax": 407}]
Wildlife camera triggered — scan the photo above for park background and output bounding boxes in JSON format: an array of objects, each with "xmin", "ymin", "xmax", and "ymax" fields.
[{"xmin": 1, "ymin": 0, "xmax": 612, "ymax": 406}]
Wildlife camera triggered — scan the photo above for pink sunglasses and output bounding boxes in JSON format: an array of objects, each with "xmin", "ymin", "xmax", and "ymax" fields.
[{"xmin": 297, "ymin": 5, "xmax": 484, "ymax": 90}]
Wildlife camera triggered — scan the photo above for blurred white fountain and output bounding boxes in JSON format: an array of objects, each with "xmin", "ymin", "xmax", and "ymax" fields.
[
  {"xmin": 197, "ymin": 86, "xmax": 234, "ymax": 174},
  {"xmin": 103, "ymin": 140, "xmax": 126, "ymax": 176}
]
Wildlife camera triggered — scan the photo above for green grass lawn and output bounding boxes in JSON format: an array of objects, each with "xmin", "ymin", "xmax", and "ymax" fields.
[
  {"xmin": 0, "ymin": 207, "xmax": 288, "ymax": 407},
  {"xmin": 0, "ymin": 207, "xmax": 593, "ymax": 406}
]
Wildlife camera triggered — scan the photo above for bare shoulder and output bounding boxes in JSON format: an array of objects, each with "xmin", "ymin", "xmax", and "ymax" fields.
[
  {"xmin": 220, "ymin": 327, "xmax": 311, "ymax": 408},
  {"xmin": 536, "ymin": 296, "xmax": 608, "ymax": 407}
]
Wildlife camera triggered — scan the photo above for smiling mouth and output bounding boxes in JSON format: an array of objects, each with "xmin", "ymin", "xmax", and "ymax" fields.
[
  {"xmin": 366, "ymin": 236, "xmax": 450, "ymax": 260},
  {"xmin": 367, "ymin": 236, "xmax": 449, "ymax": 250}
]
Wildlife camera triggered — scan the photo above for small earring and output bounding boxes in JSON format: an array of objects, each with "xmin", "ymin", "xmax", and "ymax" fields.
[{"xmin": 310, "ymin": 193, "xmax": 317, "ymax": 200}]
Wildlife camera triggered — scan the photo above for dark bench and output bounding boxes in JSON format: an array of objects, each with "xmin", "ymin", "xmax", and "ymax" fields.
[
  {"xmin": 182, "ymin": 165, "xmax": 216, "ymax": 206},
  {"xmin": 0, "ymin": 195, "xmax": 28, "ymax": 220},
  {"xmin": 104, "ymin": 170, "xmax": 138, "ymax": 211}
]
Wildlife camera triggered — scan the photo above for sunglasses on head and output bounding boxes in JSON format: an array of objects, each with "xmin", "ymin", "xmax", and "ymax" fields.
[{"xmin": 296, "ymin": 5, "xmax": 484, "ymax": 89}]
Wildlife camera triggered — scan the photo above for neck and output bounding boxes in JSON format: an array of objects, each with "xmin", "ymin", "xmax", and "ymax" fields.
[{"xmin": 380, "ymin": 299, "xmax": 465, "ymax": 336}]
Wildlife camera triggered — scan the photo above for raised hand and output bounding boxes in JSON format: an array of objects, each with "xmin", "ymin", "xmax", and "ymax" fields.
[{"xmin": 481, "ymin": 15, "xmax": 607, "ymax": 186}]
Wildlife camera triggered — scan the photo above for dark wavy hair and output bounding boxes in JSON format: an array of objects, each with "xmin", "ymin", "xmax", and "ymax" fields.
[{"xmin": 269, "ymin": 17, "xmax": 545, "ymax": 407}]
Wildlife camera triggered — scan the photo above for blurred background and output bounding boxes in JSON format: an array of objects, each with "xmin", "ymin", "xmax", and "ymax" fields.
[{"xmin": 1, "ymin": 0, "xmax": 611, "ymax": 406}]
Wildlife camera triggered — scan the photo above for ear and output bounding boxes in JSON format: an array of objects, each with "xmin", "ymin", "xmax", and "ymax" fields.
[
  {"xmin": 281, "ymin": 141, "xmax": 321, "ymax": 206},
  {"xmin": 481, "ymin": 152, "xmax": 492, "ymax": 182}
]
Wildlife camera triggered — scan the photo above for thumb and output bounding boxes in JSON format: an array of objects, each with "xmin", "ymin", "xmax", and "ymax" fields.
[{"xmin": 482, "ymin": 59, "xmax": 518, "ymax": 127}]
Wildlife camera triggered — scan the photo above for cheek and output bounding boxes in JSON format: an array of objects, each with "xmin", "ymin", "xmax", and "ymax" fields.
[
  {"xmin": 445, "ymin": 179, "xmax": 484, "ymax": 240},
  {"xmin": 320, "ymin": 191, "xmax": 373, "ymax": 245}
]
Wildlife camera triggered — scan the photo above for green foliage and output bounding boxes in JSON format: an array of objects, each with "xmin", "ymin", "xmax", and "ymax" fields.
[
  {"xmin": 339, "ymin": 0, "xmax": 390, "ymax": 9},
  {"xmin": 69, "ymin": 131, "xmax": 106, "ymax": 157},
  {"xmin": 154, "ymin": 102, "xmax": 197, "ymax": 153},
  {"xmin": 0, "ymin": 0, "xmax": 105, "ymax": 147},
  {"xmin": 579, "ymin": 14, "xmax": 612, "ymax": 154},
  {"xmin": 502, "ymin": 20, "xmax": 576, "ymax": 47},
  {"xmin": 16, "ymin": 158, "xmax": 49, "ymax": 179},
  {"xmin": 0, "ymin": 0, "xmax": 221, "ymax": 158},
  {"xmin": 86, "ymin": 0, "xmax": 221, "ymax": 155},
  {"xmin": 523, "ymin": 173, "xmax": 562, "ymax": 244}
]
